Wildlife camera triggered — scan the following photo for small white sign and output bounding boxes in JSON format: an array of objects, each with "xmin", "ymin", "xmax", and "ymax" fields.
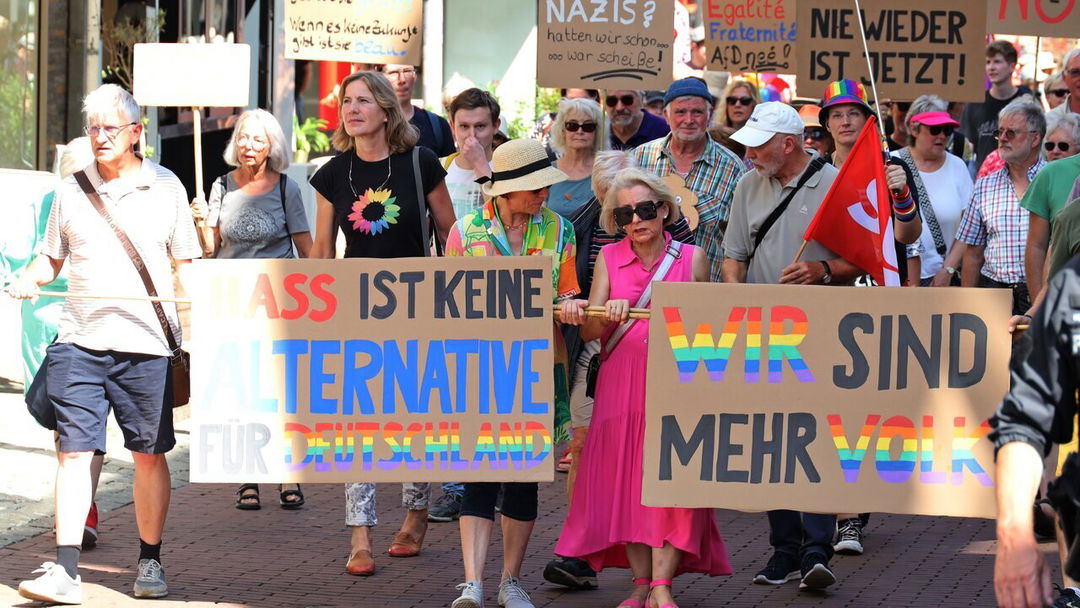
[{"xmin": 133, "ymin": 43, "xmax": 250, "ymax": 107}]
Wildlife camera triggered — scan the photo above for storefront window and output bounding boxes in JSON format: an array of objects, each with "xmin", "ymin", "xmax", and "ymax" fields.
[{"xmin": 0, "ymin": 1, "xmax": 38, "ymax": 170}]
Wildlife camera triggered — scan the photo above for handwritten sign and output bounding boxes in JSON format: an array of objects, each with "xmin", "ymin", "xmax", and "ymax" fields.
[
  {"xmin": 704, "ymin": 0, "xmax": 797, "ymax": 74},
  {"xmin": 133, "ymin": 43, "xmax": 250, "ymax": 107},
  {"xmin": 188, "ymin": 257, "xmax": 555, "ymax": 483},
  {"xmin": 537, "ymin": 0, "xmax": 674, "ymax": 89},
  {"xmin": 642, "ymin": 283, "xmax": 1010, "ymax": 518},
  {"xmin": 988, "ymin": 0, "xmax": 1080, "ymax": 37},
  {"xmin": 283, "ymin": 0, "xmax": 423, "ymax": 65},
  {"xmin": 795, "ymin": 0, "xmax": 987, "ymax": 103}
]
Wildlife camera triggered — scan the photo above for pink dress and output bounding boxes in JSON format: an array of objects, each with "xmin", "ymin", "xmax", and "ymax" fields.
[{"xmin": 554, "ymin": 236, "xmax": 731, "ymax": 576}]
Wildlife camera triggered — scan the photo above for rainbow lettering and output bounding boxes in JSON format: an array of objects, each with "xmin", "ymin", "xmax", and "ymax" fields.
[
  {"xmin": 827, "ymin": 414, "xmax": 880, "ymax": 483},
  {"xmin": 767, "ymin": 306, "xmax": 813, "ymax": 383},
  {"xmin": 919, "ymin": 415, "xmax": 946, "ymax": 484},
  {"xmin": 951, "ymin": 417, "xmax": 993, "ymax": 486},
  {"xmin": 875, "ymin": 416, "xmax": 917, "ymax": 483},
  {"xmin": 745, "ymin": 307, "xmax": 762, "ymax": 383}
]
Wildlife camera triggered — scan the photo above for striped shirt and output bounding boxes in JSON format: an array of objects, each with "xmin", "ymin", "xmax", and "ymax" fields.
[
  {"xmin": 44, "ymin": 157, "xmax": 201, "ymax": 357},
  {"xmin": 633, "ymin": 134, "xmax": 744, "ymax": 282},
  {"xmin": 955, "ymin": 158, "xmax": 1046, "ymax": 285}
]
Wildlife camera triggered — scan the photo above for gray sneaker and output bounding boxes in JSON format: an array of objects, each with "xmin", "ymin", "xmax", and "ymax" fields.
[
  {"xmin": 428, "ymin": 492, "xmax": 463, "ymax": 522},
  {"xmin": 452, "ymin": 580, "xmax": 484, "ymax": 608},
  {"xmin": 18, "ymin": 562, "xmax": 83, "ymax": 605},
  {"xmin": 497, "ymin": 576, "xmax": 534, "ymax": 608},
  {"xmin": 133, "ymin": 558, "xmax": 168, "ymax": 598}
]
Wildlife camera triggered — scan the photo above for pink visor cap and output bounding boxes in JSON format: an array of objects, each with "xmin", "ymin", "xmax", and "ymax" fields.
[{"xmin": 908, "ymin": 111, "xmax": 959, "ymax": 127}]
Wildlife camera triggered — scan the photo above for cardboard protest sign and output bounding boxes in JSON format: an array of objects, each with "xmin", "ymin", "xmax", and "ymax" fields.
[
  {"xmin": 537, "ymin": 0, "xmax": 675, "ymax": 89},
  {"xmin": 704, "ymin": 0, "xmax": 797, "ymax": 74},
  {"xmin": 187, "ymin": 257, "xmax": 555, "ymax": 483},
  {"xmin": 988, "ymin": 0, "xmax": 1080, "ymax": 37},
  {"xmin": 642, "ymin": 283, "xmax": 1010, "ymax": 518},
  {"xmin": 284, "ymin": 0, "xmax": 423, "ymax": 65},
  {"xmin": 133, "ymin": 43, "xmax": 250, "ymax": 107},
  {"xmin": 795, "ymin": 0, "xmax": 987, "ymax": 102}
]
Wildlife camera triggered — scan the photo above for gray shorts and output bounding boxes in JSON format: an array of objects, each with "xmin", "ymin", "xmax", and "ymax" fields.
[{"xmin": 569, "ymin": 340, "xmax": 600, "ymax": 429}]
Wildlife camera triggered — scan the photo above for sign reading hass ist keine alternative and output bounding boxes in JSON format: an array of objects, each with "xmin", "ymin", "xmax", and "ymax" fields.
[
  {"xmin": 642, "ymin": 283, "xmax": 1011, "ymax": 518},
  {"xmin": 705, "ymin": 0, "xmax": 797, "ymax": 74},
  {"xmin": 538, "ymin": 0, "xmax": 675, "ymax": 89},
  {"xmin": 188, "ymin": 258, "xmax": 555, "ymax": 484},
  {"xmin": 284, "ymin": 0, "xmax": 423, "ymax": 65}
]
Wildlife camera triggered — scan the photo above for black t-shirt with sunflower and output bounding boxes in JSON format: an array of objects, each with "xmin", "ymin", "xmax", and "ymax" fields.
[{"xmin": 309, "ymin": 147, "xmax": 446, "ymax": 259}]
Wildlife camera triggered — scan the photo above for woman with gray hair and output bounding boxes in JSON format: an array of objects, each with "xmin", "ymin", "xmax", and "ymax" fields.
[
  {"xmin": 891, "ymin": 94, "xmax": 974, "ymax": 286},
  {"xmin": 191, "ymin": 108, "xmax": 312, "ymax": 511},
  {"xmin": 1043, "ymin": 70, "xmax": 1068, "ymax": 110},
  {"xmin": 556, "ymin": 169, "xmax": 729, "ymax": 608},
  {"xmin": 1044, "ymin": 112, "xmax": 1080, "ymax": 162},
  {"xmin": 547, "ymin": 97, "xmax": 608, "ymax": 218}
]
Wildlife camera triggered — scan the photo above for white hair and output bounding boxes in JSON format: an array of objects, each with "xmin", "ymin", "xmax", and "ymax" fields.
[
  {"xmin": 1063, "ymin": 48, "xmax": 1080, "ymax": 72},
  {"xmin": 591, "ymin": 150, "xmax": 633, "ymax": 200},
  {"xmin": 1047, "ymin": 113, "xmax": 1080, "ymax": 147},
  {"xmin": 223, "ymin": 109, "xmax": 290, "ymax": 172},
  {"xmin": 82, "ymin": 84, "xmax": 141, "ymax": 124},
  {"xmin": 905, "ymin": 94, "xmax": 948, "ymax": 133},
  {"xmin": 550, "ymin": 97, "xmax": 607, "ymax": 155},
  {"xmin": 999, "ymin": 97, "xmax": 1046, "ymax": 138}
]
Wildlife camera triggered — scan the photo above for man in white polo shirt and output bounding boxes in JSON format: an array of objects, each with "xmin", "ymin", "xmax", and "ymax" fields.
[{"xmin": 6, "ymin": 84, "xmax": 200, "ymax": 604}]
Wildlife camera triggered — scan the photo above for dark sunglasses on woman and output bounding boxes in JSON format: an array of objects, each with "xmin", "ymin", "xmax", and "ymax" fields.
[
  {"xmin": 564, "ymin": 121, "xmax": 597, "ymax": 133},
  {"xmin": 1046, "ymin": 141, "xmax": 1072, "ymax": 153},
  {"xmin": 1048, "ymin": 89, "xmax": 1069, "ymax": 99},
  {"xmin": 605, "ymin": 94, "xmax": 636, "ymax": 108},
  {"xmin": 726, "ymin": 96, "xmax": 753, "ymax": 106},
  {"xmin": 804, "ymin": 129, "xmax": 826, "ymax": 141},
  {"xmin": 613, "ymin": 201, "xmax": 661, "ymax": 227},
  {"xmin": 924, "ymin": 125, "xmax": 954, "ymax": 137}
]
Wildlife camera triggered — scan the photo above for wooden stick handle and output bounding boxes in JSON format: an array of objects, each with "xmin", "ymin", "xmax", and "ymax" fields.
[
  {"xmin": 32, "ymin": 290, "xmax": 192, "ymax": 304},
  {"xmin": 552, "ymin": 305, "xmax": 651, "ymax": 319},
  {"xmin": 791, "ymin": 239, "xmax": 809, "ymax": 266}
]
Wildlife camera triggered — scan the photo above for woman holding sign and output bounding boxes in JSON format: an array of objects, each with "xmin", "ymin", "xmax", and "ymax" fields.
[
  {"xmin": 308, "ymin": 70, "xmax": 456, "ymax": 576},
  {"xmin": 557, "ymin": 170, "xmax": 729, "ymax": 608},
  {"xmin": 443, "ymin": 138, "xmax": 585, "ymax": 608}
]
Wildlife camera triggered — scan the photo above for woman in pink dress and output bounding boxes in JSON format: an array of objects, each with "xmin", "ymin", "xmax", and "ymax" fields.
[{"xmin": 557, "ymin": 169, "xmax": 730, "ymax": 608}]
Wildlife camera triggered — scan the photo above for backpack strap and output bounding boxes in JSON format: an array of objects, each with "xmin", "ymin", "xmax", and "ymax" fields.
[
  {"xmin": 412, "ymin": 147, "xmax": 433, "ymax": 257},
  {"xmin": 748, "ymin": 156, "xmax": 826, "ymax": 263}
]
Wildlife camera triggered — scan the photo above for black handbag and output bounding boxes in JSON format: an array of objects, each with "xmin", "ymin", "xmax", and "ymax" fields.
[{"xmin": 25, "ymin": 346, "xmax": 57, "ymax": 430}]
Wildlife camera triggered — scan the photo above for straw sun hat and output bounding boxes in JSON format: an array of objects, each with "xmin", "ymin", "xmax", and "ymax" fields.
[{"xmin": 478, "ymin": 138, "xmax": 568, "ymax": 198}]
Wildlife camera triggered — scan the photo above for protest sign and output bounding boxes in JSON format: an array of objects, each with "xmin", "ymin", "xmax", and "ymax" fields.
[
  {"xmin": 537, "ymin": 0, "xmax": 675, "ymax": 89},
  {"xmin": 988, "ymin": 0, "xmax": 1080, "ymax": 37},
  {"xmin": 795, "ymin": 0, "xmax": 987, "ymax": 102},
  {"xmin": 642, "ymin": 283, "xmax": 1010, "ymax": 518},
  {"xmin": 133, "ymin": 43, "xmax": 250, "ymax": 107},
  {"xmin": 704, "ymin": 0, "xmax": 797, "ymax": 74},
  {"xmin": 283, "ymin": 0, "xmax": 423, "ymax": 65},
  {"xmin": 187, "ymin": 257, "xmax": 555, "ymax": 483}
]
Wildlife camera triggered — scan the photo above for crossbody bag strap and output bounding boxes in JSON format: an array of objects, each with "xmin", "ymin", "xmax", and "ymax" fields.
[
  {"xmin": 602, "ymin": 240, "xmax": 683, "ymax": 359},
  {"xmin": 748, "ymin": 156, "xmax": 826, "ymax": 263},
  {"xmin": 897, "ymin": 148, "xmax": 946, "ymax": 255},
  {"xmin": 412, "ymin": 146, "xmax": 434, "ymax": 257},
  {"xmin": 73, "ymin": 170, "xmax": 181, "ymax": 354}
]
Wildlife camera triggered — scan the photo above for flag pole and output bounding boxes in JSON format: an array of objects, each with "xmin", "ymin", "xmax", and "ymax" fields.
[
  {"xmin": 853, "ymin": 0, "xmax": 887, "ymax": 141},
  {"xmin": 791, "ymin": 240, "xmax": 810, "ymax": 265}
]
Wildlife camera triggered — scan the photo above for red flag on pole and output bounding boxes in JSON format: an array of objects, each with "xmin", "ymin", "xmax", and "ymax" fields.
[{"xmin": 803, "ymin": 116, "xmax": 900, "ymax": 286}]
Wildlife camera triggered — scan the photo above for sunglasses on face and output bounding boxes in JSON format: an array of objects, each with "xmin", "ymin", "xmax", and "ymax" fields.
[
  {"xmin": 921, "ymin": 124, "xmax": 954, "ymax": 137},
  {"xmin": 993, "ymin": 127, "xmax": 1036, "ymax": 140},
  {"xmin": 1049, "ymin": 89, "xmax": 1070, "ymax": 98},
  {"xmin": 564, "ymin": 121, "xmax": 598, "ymax": 133},
  {"xmin": 726, "ymin": 96, "xmax": 754, "ymax": 106},
  {"xmin": 1046, "ymin": 141, "xmax": 1072, "ymax": 153},
  {"xmin": 605, "ymin": 94, "xmax": 636, "ymax": 108},
  {"xmin": 613, "ymin": 200, "xmax": 661, "ymax": 227},
  {"xmin": 804, "ymin": 129, "xmax": 826, "ymax": 141}
]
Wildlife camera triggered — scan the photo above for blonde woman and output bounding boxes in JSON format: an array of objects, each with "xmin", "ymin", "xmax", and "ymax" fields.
[{"xmin": 548, "ymin": 97, "xmax": 608, "ymax": 218}]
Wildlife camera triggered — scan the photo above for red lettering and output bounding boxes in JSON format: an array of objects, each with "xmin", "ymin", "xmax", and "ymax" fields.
[
  {"xmin": 308, "ymin": 273, "xmax": 337, "ymax": 322},
  {"xmin": 280, "ymin": 273, "xmax": 310, "ymax": 320},
  {"xmin": 246, "ymin": 273, "xmax": 279, "ymax": 318}
]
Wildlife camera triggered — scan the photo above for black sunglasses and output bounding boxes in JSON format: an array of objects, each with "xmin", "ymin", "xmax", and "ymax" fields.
[
  {"xmin": 613, "ymin": 201, "xmax": 661, "ymax": 227},
  {"xmin": 1046, "ymin": 141, "xmax": 1072, "ymax": 153},
  {"xmin": 804, "ymin": 129, "xmax": 826, "ymax": 141},
  {"xmin": 922, "ymin": 124, "xmax": 955, "ymax": 137},
  {"xmin": 564, "ymin": 121, "xmax": 597, "ymax": 133},
  {"xmin": 726, "ymin": 96, "xmax": 754, "ymax": 106},
  {"xmin": 1049, "ymin": 89, "xmax": 1069, "ymax": 98},
  {"xmin": 605, "ymin": 94, "xmax": 636, "ymax": 108}
]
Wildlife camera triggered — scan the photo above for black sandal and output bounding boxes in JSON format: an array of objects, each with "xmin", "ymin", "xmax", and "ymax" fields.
[
  {"xmin": 279, "ymin": 484, "xmax": 305, "ymax": 510},
  {"xmin": 236, "ymin": 484, "xmax": 261, "ymax": 510}
]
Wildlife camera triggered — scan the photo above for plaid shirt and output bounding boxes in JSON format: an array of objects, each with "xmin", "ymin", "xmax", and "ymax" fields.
[
  {"xmin": 955, "ymin": 158, "xmax": 1046, "ymax": 285},
  {"xmin": 633, "ymin": 134, "xmax": 744, "ymax": 281}
]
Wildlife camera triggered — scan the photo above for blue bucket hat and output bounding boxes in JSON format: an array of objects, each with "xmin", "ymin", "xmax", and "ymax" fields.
[{"xmin": 663, "ymin": 78, "xmax": 715, "ymax": 106}]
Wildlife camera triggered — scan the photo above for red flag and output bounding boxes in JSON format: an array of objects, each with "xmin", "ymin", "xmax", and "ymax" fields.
[{"xmin": 803, "ymin": 116, "xmax": 900, "ymax": 286}]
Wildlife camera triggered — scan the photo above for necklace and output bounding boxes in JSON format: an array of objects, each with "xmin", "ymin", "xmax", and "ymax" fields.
[
  {"xmin": 503, "ymin": 217, "xmax": 528, "ymax": 231},
  {"xmin": 347, "ymin": 152, "xmax": 392, "ymax": 199}
]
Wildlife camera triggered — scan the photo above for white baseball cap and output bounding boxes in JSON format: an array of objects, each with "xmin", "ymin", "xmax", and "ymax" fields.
[{"xmin": 731, "ymin": 102, "xmax": 805, "ymax": 148}]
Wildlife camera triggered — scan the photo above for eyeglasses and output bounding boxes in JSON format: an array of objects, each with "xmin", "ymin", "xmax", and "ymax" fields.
[
  {"xmin": 804, "ymin": 129, "xmax": 826, "ymax": 141},
  {"xmin": 236, "ymin": 135, "xmax": 268, "ymax": 150},
  {"xmin": 1067, "ymin": 69, "xmax": 1080, "ymax": 79},
  {"xmin": 613, "ymin": 200, "xmax": 661, "ymax": 226},
  {"xmin": 1046, "ymin": 141, "xmax": 1072, "ymax": 153},
  {"xmin": 564, "ymin": 121, "xmax": 597, "ymax": 133},
  {"xmin": 993, "ymin": 128, "xmax": 1037, "ymax": 140},
  {"xmin": 605, "ymin": 94, "xmax": 636, "ymax": 108},
  {"xmin": 84, "ymin": 122, "xmax": 137, "ymax": 139},
  {"xmin": 726, "ymin": 96, "xmax": 754, "ymax": 106},
  {"xmin": 384, "ymin": 67, "xmax": 417, "ymax": 80},
  {"xmin": 1048, "ymin": 89, "xmax": 1070, "ymax": 98},
  {"xmin": 921, "ymin": 124, "xmax": 955, "ymax": 137}
]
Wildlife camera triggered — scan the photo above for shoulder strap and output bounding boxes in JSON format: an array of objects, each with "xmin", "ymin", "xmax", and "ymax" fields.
[
  {"xmin": 603, "ymin": 241, "xmax": 683, "ymax": 358},
  {"xmin": 278, "ymin": 173, "xmax": 288, "ymax": 228},
  {"xmin": 749, "ymin": 156, "xmax": 826, "ymax": 262},
  {"xmin": 73, "ymin": 170, "xmax": 181, "ymax": 354},
  {"xmin": 412, "ymin": 147, "xmax": 433, "ymax": 257},
  {"xmin": 896, "ymin": 149, "xmax": 946, "ymax": 255},
  {"xmin": 425, "ymin": 109, "xmax": 445, "ymax": 152},
  {"xmin": 441, "ymin": 152, "xmax": 459, "ymax": 170}
]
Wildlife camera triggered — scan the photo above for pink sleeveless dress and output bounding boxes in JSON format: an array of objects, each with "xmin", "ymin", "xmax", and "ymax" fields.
[{"xmin": 554, "ymin": 235, "xmax": 731, "ymax": 576}]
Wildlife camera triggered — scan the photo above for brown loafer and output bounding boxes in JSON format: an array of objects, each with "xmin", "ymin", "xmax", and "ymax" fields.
[
  {"xmin": 387, "ymin": 529, "xmax": 426, "ymax": 557},
  {"xmin": 346, "ymin": 549, "xmax": 375, "ymax": 576}
]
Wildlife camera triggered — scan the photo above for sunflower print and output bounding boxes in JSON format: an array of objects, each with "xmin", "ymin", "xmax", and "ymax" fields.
[{"xmin": 348, "ymin": 188, "xmax": 400, "ymax": 235}]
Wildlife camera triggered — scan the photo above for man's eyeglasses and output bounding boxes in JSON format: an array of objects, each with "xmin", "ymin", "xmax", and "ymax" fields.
[
  {"xmin": 605, "ymin": 94, "xmax": 636, "ymax": 108},
  {"xmin": 236, "ymin": 135, "xmax": 268, "ymax": 150},
  {"xmin": 385, "ymin": 67, "xmax": 417, "ymax": 80},
  {"xmin": 613, "ymin": 200, "xmax": 661, "ymax": 227},
  {"xmin": 1048, "ymin": 88, "xmax": 1070, "ymax": 98},
  {"xmin": 1067, "ymin": 69, "xmax": 1080, "ymax": 79},
  {"xmin": 804, "ymin": 129, "xmax": 827, "ymax": 141},
  {"xmin": 1045, "ymin": 141, "xmax": 1072, "ymax": 153},
  {"xmin": 922, "ymin": 124, "xmax": 955, "ymax": 137},
  {"xmin": 993, "ymin": 128, "xmax": 1037, "ymax": 140},
  {"xmin": 84, "ymin": 122, "xmax": 137, "ymax": 139},
  {"xmin": 726, "ymin": 96, "xmax": 754, "ymax": 106},
  {"xmin": 564, "ymin": 121, "xmax": 597, "ymax": 133}
]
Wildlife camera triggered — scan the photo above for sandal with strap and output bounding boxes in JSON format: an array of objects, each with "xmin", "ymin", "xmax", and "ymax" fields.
[
  {"xmin": 617, "ymin": 577, "xmax": 651, "ymax": 608},
  {"xmin": 649, "ymin": 579, "xmax": 678, "ymax": 608},
  {"xmin": 278, "ymin": 484, "xmax": 305, "ymax": 510},
  {"xmin": 235, "ymin": 484, "xmax": 261, "ymax": 510}
]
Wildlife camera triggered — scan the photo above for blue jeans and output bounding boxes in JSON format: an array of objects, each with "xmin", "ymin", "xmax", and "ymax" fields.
[{"xmin": 768, "ymin": 510, "xmax": 836, "ymax": 562}]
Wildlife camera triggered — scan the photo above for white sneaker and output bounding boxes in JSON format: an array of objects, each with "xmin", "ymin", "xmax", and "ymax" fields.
[
  {"xmin": 452, "ymin": 580, "xmax": 483, "ymax": 608},
  {"xmin": 18, "ymin": 562, "xmax": 83, "ymax": 605},
  {"xmin": 133, "ymin": 558, "xmax": 168, "ymax": 598},
  {"xmin": 497, "ymin": 576, "xmax": 534, "ymax": 608}
]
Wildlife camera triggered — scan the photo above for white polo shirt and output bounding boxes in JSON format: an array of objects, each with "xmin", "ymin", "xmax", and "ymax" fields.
[{"xmin": 44, "ymin": 157, "xmax": 201, "ymax": 357}]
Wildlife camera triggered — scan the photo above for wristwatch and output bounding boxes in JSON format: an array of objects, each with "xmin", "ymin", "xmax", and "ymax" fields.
[
  {"xmin": 945, "ymin": 266, "xmax": 957, "ymax": 275},
  {"xmin": 821, "ymin": 261, "xmax": 832, "ymax": 285}
]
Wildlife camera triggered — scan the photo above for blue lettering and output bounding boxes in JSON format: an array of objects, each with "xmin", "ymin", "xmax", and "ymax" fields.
[{"xmin": 310, "ymin": 340, "xmax": 340, "ymax": 414}]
